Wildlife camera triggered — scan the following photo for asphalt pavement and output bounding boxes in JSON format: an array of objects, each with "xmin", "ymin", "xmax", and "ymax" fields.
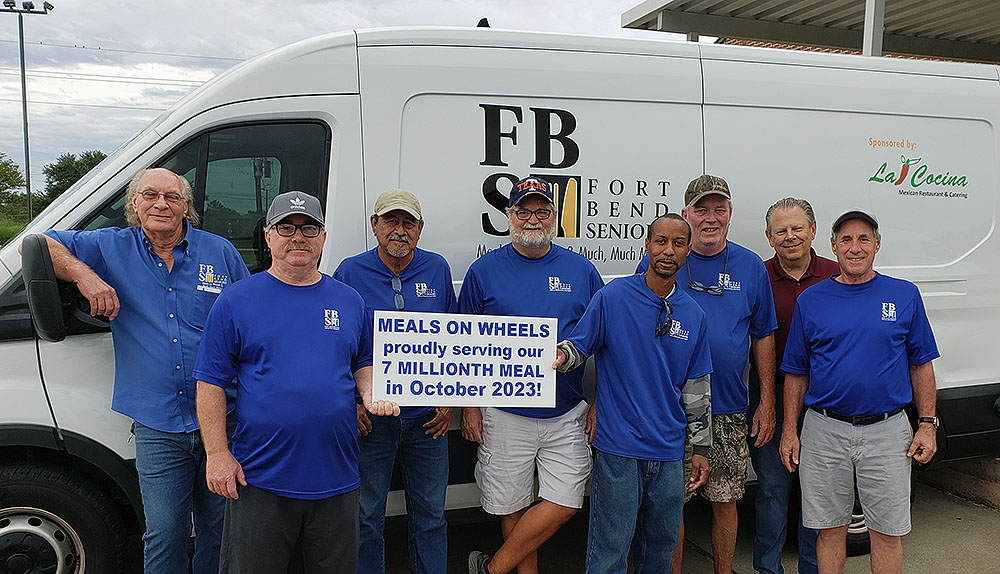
[{"xmin": 385, "ymin": 482, "xmax": 1000, "ymax": 573}]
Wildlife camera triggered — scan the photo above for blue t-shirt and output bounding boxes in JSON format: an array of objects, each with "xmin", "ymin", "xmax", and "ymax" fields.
[
  {"xmin": 567, "ymin": 274, "xmax": 712, "ymax": 461},
  {"xmin": 193, "ymin": 272, "xmax": 373, "ymax": 499},
  {"xmin": 458, "ymin": 243, "xmax": 604, "ymax": 418},
  {"xmin": 334, "ymin": 247, "xmax": 457, "ymax": 419},
  {"xmin": 641, "ymin": 242, "xmax": 777, "ymax": 414},
  {"xmin": 781, "ymin": 273, "xmax": 939, "ymax": 416},
  {"xmin": 45, "ymin": 224, "xmax": 249, "ymax": 433}
]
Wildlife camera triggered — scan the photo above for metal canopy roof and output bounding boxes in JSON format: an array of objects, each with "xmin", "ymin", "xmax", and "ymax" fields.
[{"xmin": 622, "ymin": 0, "xmax": 1000, "ymax": 63}]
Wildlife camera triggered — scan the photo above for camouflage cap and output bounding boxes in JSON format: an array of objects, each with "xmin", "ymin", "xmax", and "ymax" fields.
[{"xmin": 684, "ymin": 175, "xmax": 732, "ymax": 207}]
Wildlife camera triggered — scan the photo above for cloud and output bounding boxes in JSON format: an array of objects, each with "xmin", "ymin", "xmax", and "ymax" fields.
[{"xmin": 0, "ymin": 0, "xmax": 667, "ymax": 192}]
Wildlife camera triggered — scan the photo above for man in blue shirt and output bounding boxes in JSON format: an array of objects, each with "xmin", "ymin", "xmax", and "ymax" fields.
[
  {"xmin": 334, "ymin": 188, "xmax": 457, "ymax": 574},
  {"xmin": 465, "ymin": 176, "xmax": 604, "ymax": 574},
  {"xmin": 556, "ymin": 214, "xmax": 713, "ymax": 574},
  {"xmin": 37, "ymin": 167, "xmax": 249, "ymax": 574},
  {"xmin": 195, "ymin": 191, "xmax": 399, "ymax": 573},
  {"xmin": 650, "ymin": 175, "xmax": 778, "ymax": 574},
  {"xmin": 780, "ymin": 209, "xmax": 939, "ymax": 574}
]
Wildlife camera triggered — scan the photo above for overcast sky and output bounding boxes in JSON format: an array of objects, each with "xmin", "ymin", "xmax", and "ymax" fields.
[{"xmin": 0, "ymin": 0, "xmax": 688, "ymax": 194}]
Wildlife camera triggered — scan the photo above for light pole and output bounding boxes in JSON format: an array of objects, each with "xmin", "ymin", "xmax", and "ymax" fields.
[{"xmin": 3, "ymin": 1, "xmax": 53, "ymax": 221}]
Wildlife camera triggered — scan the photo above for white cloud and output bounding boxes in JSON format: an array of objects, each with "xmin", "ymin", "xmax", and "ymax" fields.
[{"xmin": 0, "ymin": 0, "xmax": 670, "ymax": 192}]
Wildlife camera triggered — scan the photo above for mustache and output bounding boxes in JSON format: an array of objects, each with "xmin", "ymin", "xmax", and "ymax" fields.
[
  {"xmin": 284, "ymin": 242, "xmax": 314, "ymax": 252},
  {"xmin": 388, "ymin": 233, "xmax": 411, "ymax": 244},
  {"xmin": 654, "ymin": 256, "xmax": 677, "ymax": 265}
]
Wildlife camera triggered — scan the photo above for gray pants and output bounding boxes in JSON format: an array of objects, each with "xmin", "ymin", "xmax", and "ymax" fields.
[{"xmin": 219, "ymin": 483, "xmax": 359, "ymax": 574}]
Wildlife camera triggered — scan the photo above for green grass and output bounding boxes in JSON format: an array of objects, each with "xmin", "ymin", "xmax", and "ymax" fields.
[{"xmin": 0, "ymin": 217, "xmax": 26, "ymax": 247}]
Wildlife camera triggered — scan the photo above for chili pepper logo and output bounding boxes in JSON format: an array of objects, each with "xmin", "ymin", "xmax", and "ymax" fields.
[
  {"xmin": 868, "ymin": 155, "xmax": 969, "ymax": 188},
  {"xmin": 893, "ymin": 156, "xmax": 921, "ymax": 185},
  {"xmin": 869, "ymin": 156, "xmax": 967, "ymax": 189}
]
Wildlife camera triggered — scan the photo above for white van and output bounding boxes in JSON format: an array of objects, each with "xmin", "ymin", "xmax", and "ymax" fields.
[{"xmin": 2, "ymin": 27, "xmax": 998, "ymax": 570}]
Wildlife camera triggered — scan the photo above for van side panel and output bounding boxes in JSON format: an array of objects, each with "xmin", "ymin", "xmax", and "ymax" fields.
[
  {"xmin": 0, "ymin": 339, "xmax": 58, "ymax": 429},
  {"xmin": 702, "ymin": 56, "xmax": 1000, "ymax": 459},
  {"xmin": 357, "ymin": 44, "xmax": 705, "ymax": 280}
]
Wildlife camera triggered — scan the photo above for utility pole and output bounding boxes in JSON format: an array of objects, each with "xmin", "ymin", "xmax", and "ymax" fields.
[{"xmin": 3, "ymin": 1, "xmax": 54, "ymax": 221}]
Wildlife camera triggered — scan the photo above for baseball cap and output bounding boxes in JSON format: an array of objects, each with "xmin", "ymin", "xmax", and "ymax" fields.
[
  {"xmin": 374, "ymin": 188, "xmax": 422, "ymax": 220},
  {"xmin": 265, "ymin": 191, "xmax": 324, "ymax": 227},
  {"xmin": 684, "ymin": 175, "xmax": 732, "ymax": 207},
  {"xmin": 832, "ymin": 208, "xmax": 879, "ymax": 233},
  {"xmin": 508, "ymin": 176, "xmax": 555, "ymax": 207}
]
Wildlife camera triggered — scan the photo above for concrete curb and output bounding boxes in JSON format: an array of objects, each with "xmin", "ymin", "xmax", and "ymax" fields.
[{"xmin": 916, "ymin": 458, "xmax": 1000, "ymax": 510}]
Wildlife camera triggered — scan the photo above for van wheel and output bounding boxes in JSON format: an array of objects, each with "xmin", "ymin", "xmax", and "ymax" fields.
[
  {"xmin": 0, "ymin": 464, "xmax": 127, "ymax": 573},
  {"xmin": 845, "ymin": 497, "xmax": 871, "ymax": 557}
]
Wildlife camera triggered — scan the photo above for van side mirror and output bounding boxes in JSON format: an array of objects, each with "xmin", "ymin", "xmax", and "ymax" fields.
[{"xmin": 21, "ymin": 234, "xmax": 67, "ymax": 342}]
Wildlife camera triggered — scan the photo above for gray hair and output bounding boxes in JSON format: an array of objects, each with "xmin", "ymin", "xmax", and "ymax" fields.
[
  {"xmin": 124, "ymin": 168, "xmax": 200, "ymax": 227},
  {"xmin": 765, "ymin": 197, "xmax": 815, "ymax": 232}
]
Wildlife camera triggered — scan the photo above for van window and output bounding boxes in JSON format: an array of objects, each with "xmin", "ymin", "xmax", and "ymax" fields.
[
  {"xmin": 0, "ymin": 121, "xmax": 331, "ymax": 341},
  {"xmin": 81, "ymin": 122, "xmax": 330, "ymax": 273}
]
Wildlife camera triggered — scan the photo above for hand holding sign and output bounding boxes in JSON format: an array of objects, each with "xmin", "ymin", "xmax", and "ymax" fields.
[{"xmin": 361, "ymin": 389, "xmax": 400, "ymax": 417}]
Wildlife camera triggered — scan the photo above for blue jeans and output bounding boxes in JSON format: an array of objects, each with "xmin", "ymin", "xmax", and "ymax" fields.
[
  {"xmin": 357, "ymin": 412, "xmax": 448, "ymax": 574},
  {"xmin": 748, "ymin": 373, "xmax": 818, "ymax": 574},
  {"xmin": 586, "ymin": 450, "xmax": 684, "ymax": 574},
  {"xmin": 133, "ymin": 421, "xmax": 227, "ymax": 574}
]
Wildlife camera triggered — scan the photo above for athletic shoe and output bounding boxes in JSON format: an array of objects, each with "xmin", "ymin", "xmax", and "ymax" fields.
[{"xmin": 468, "ymin": 550, "xmax": 492, "ymax": 574}]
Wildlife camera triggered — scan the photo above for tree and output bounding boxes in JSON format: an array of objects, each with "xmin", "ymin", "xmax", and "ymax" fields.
[
  {"xmin": 0, "ymin": 151, "xmax": 26, "ymax": 206},
  {"xmin": 39, "ymin": 150, "xmax": 107, "ymax": 211}
]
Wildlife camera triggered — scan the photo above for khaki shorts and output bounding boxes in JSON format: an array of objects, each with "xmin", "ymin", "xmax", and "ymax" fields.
[
  {"xmin": 683, "ymin": 411, "xmax": 749, "ymax": 503},
  {"xmin": 799, "ymin": 408, "xmax": 913, "ymax": 536},
  {"xmin": 475, "ymin": 401, "xmax": 592, "ymax": 515}
]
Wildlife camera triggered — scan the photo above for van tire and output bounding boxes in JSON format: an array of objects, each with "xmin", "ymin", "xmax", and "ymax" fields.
[
  {"xmin": 0, "ymin": 463, "xmax": 127, "ymax": 573},
  {"xmin": 845, "ymin": 497, "xmax": 871, "ymax": 557}
]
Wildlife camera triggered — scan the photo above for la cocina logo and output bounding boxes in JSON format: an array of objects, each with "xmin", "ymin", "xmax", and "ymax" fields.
[{"xmin": 869, "ymin": 155, "xmax": 968, "ymax": 189}]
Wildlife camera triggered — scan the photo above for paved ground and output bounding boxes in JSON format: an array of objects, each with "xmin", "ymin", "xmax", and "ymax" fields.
[{"xmin": 385, "ymin": 482, "xmax": 1000, "ymax": 573}]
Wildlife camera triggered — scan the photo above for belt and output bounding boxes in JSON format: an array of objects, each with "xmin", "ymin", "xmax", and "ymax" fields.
[{"xmin": 810, "ymin": 406, "xmax": 904, "ymax": 426}]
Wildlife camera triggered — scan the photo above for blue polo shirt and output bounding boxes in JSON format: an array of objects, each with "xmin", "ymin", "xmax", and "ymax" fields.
[
  {"xmin": 641, "ymin": 243, "xmax": 777, "ymax": 414},
  {"xmin": 781, "ymin": 273, "xmax": 939, "ymax": 416},
  {"xmin": 459, "ymin": 243, "xmax": 604, "ymax": 418},
  {"xmin": 566, "ymin": 274, "xmax": 712, "ymax": 461},
  {"xmin": 334, "ymin": 247, "xmax": 457, "ymax": 419},
  {"xmin": 45, "ymin": 224, "xmax": 249, "ymax": 433},
  {"xmin": 194, "ymin": 272, "xmax": 373, "ymax": 499}
]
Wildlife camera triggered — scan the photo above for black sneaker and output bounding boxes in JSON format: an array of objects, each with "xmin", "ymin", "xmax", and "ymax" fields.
[{"xmin": 468, "ymin": 550, "xmax": 492, "ymax": 574}]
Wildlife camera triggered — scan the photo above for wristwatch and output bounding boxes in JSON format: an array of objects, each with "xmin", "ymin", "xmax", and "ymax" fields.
[{"xmin": 917, "ymin": 416, "xmax": 939, "ymax": 429}]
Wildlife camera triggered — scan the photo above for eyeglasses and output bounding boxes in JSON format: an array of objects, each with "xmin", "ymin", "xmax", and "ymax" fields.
[
  {"xmin": 511, "ymin": 208, "xmax": 553, "ymax": 221},
  {"xmin": 272, "ymin": 222, "xmax": 323, "ymax": 237},
  {"xmin": 656, "ymin": 298, "xmax": 674, "ymax": 337},
  {"xmin": 391, "ymin": 276, "xmax": 404, "ymax": 310},
  {"xmin": 687, "ymin": 244, "xmax": 728, "ymax": 297},
  {"xmin": 139, "ymin": 190, "xmax": 184, "ymax": 204}
]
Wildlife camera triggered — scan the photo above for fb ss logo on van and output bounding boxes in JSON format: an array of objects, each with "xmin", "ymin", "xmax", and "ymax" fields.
[{"xmin": 479, "ymin": 104, "xmax": 582, "ymax": 239}]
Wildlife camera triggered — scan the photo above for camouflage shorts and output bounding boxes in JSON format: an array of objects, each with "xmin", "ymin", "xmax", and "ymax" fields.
[{"xmin": 683, "ymin": 411, "xmax": 749, "ymax": 503}]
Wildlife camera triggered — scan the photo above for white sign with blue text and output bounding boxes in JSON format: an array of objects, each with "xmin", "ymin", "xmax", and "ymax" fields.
[{"xmin": 372, "ymin": 310, "xmax": 557, "ymax": 407}]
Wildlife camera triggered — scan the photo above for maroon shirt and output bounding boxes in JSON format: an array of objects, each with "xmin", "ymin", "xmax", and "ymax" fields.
[{"xmin": 764, "ymin": 248, "xmax": 840, "ymax": 384}]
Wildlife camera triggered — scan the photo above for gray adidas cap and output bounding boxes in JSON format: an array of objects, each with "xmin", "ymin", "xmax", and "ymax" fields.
[{"xmin": 265, "ymin": 191, "xmax": 324, "ymax": 227}]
